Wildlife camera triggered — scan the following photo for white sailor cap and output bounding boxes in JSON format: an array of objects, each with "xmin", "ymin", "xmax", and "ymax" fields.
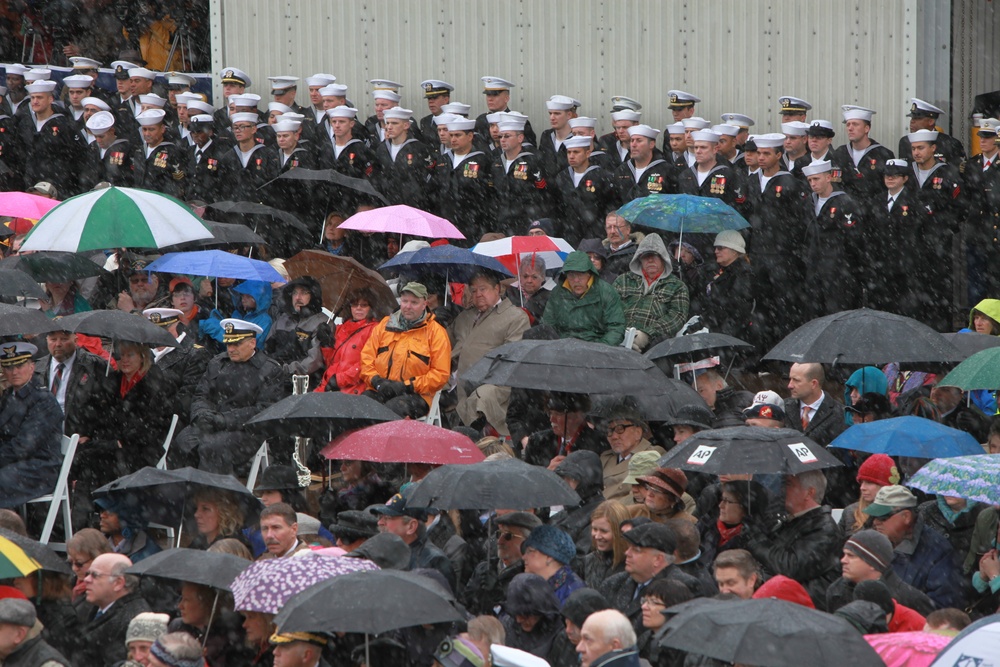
[
  {"xmin": 908, "ymin": 98, "xmax": 946, "ymax": 118},
  {"xmin": 25, "ymin": 81, "xmax": 57, "ymax": 94},
  {"xmin": 568, "ymin": 116, "xmax": 597, "ymax": 129},
  {"xmin": 546, "ymin": 95, "xmax": 580, "ymax": 111},
  {"xmin": 611, "ymin": 95, "xmax": 642, "ymax": 111},
  {"xmin": 491, "ymin": 645, "xmax": 550, "ymax": 667},
  {"xmin": 449, "ymin": 118, "xmax": 477, "ymax": 131},
  {"xmin": 665, "ymin": 122, "xmax": 686, "ymax": 135},
  {"xmin": 440, "ymin": 102, "xmax": 471, "ymax": 116},
  {"xmin": 283, "ymin": 112, "xmax": 305, "ymax": 122},
  {"xmin": 806, "ymin": 120, "xmax": 836, "ymax": 136},
  {"xmin": 435, "ymin": 113, "xmax": 460, "ymax": 126},
  {"xmin": 138, "ymin": 93, "xmax": 167, "ymax": 108},
  {"xmin": 628, "ymin": 124, "xmax": 660, "ymax": 139},
  {"xmin": 327, "ymin": 106, "xmax": 358, "ymax": 119},
  {"xmin": 136, "ymin": 109, "xmax": 167, "ymax": 126},
  {"xmin": 220, "ymin": 67, "xmax": 251, "ymax": 86},
  {"xmin": 720, "ymin": 113, "xmax": 755, "ymax": 128},
  {"xmin": 2, "ymin": 64, "xmax": 29, "ymax": 77},
  {"xmin": 884, "ymin": 159, "xmax": 910, "ymax": 174},
  {"xmin": 977, "ymin": 123, "xmax": 998, "ymax": 137},
  {"xmin": 383, "ymin": 107, "xmax": 413, "ymax": 120},
  {"xmin": 611, "ymin": 109, "xmax": 642, "ymax": 123},
  {"xmin": 220, "ymin": 318, "xmax": 263, "ymax": 343},
  {"xmin": 82, "ymin": 96, "xmax": 111, "ymax": 111},
  {"xmin": 801, "ymin": 160, "xmax": 832, "ymax": 177},
  {"xmin": 268, "ymin": 75, "xmax": 299, "ymax": 90},
  {"xmin": 320, "ymin": 84, "xmax": 348, "ymax": 97},
  {"xmin": 778, "ymin": 96, "xmax": 812, "ymax": 113},
  {"xmin": 908, "ymin": 128, "xmax": 939, "ymax": 143},
  {"xmin": 273, "ymin": 119, "xmax": 302, "ymax": 133},
  {"xmin": 189, "ymin": 114, "xmax": 214, "ymax": 127},
  {"xmin": 230, "ymin": 112, "xmax": 259, "ymax": 126},
  {"xmin": 421, "ymin": 80, "xmax": 454, "ymax": 97},
  {"xmin": 497, "ymin": 120, "xmax": 526, "ymax": 133},
  {"xmin": 86, "ymin": 111, "xmax": 116, "ymax": 134},
  {"xmin": 305, "ymin": 73, "xmax": 337, "ymax": 87},
  {"xmin": 681, "ymin": 117, "xmax": 711, "ymax": 130},
  {"xmin": 668, "ymin": 90, "xmax": 700, "ymax": 109},
  {"xmin": 110, "ymin": 61, "xmax": 137, "ymax": 78},
  {"xmin": 711, "ymin": 124, "xmax": 740, "ymax": 137},
  {"xmin": 143, "ymin": 308, "xmax": 184, "ymax": 326},
  {"xmin": 754, "ymin": 133, "xmax": 787, "ymax": 149},
  {"xmin": 563, "ymin": 136, "xmax": 593, "ymax": 149},
  {"xmin": 188, "ymin": 100, "xmax": 214, "ymax": 115},
  {"xmin": 497, "ymin": 111, "xmax": 529, "ymax": 124},
  {"xmin": 372, "ymin": 90, "xmax": 401, "ymax": 102},
  {"xmin": 175, "ymin": 92, "xmax": 200, "ymax": 106},
  {"xmin": 781, "ymin": 121, "xmax": 810, "ymax": 136},
  {"xmin": 691, "ymin": 130, "xmax": 720, "ymax": 143},
  {"xmin": 229, "ymin": 93, "xmax": 261, "ymax": 107},
  {"xmin": 61, "ymin": 74, "xmax": 93, "ymax": 89},
  {"xmin": 129, "ymin": 67, "xmax": 155, "ymax": 80},
  {"xmin": 370, "ymin": 79, "xmax": 403, "ymax": 91},
  {"xmin": 25, "ymin": 68, "xmax": 51, "ymax": 82},
  {"xmin": 70, "ymin": 56, "xmax": 102, "ymax": 69},
  {"xmin": 166, "ymin": 72, "xmax": 195, "ymax": 88},
  {"xmin": 481, "ymin": 76, "xmax": 514, "ymax": 91},
  {"xmin": 842, "ymin": 105, "xmax": 876, "ymax": 122},
  {"xmin": 267, "ymin": 102, "xmax": 293, "ymax": 114}
]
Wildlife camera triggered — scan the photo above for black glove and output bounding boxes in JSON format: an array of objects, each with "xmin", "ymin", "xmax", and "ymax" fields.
[
  {"xmin": 193, "ymin": 412, "xmax": 217, "ymax": 432},
  {"xmin": 955, "ymin": 409, "xmax": 983, "ymax": 435},
  {"xmin": 377, "ymin": 380, "xmax": 407, "ymax": 400},
  {"xmin": 325, "ymin": 374, "xmax": 340, "ymax": 392}
]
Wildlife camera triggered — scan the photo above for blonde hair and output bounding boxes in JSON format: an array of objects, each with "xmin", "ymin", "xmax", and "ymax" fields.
[
  {"xmin": 116, "ymin": 341, "xmax": 153, "ymax": 376},
  {"xmin": 476, "ymin": 436, "xmax": 514, "ymax": 459},
  {"xmin": 207, "ymin": 538, "xmax": 253, "ymax": 560},
  {"xmin": 591, "ymin": 500, "xmax": 631, "ymax": 568},
  {"xmin": 193, "ymin": 490, "xmax": 246, "ymax": 539}
]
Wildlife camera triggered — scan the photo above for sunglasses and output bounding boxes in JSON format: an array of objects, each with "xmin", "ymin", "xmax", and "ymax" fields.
[
  {"xmin": 606, "ymin": 423, "xmax": 636, "ymax": 435},
  {"xmin": 499, "ymin": 531, "xmax": 521, "ymax": 542}
]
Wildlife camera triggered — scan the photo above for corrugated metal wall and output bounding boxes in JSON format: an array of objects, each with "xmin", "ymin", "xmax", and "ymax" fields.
[
  {"xmin": 951, "ymin": 0, "xmax": 1000, "ymax": 147},
  {"xmin": 210, "ymin": 0, "xmax": 941, "ymax": 150}
]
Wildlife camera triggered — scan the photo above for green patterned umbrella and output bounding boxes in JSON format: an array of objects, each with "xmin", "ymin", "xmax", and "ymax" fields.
[
  {"xmin": 907, "ymin": 454, "xmax": 1000, "ymax": 505},
  {"xmin": 938, "ymin": 347, "xmax": 1000, "ymax": 390},
  {"xmin": 617, "ymin": 194, "xmax": 749, "ymax": 234}
]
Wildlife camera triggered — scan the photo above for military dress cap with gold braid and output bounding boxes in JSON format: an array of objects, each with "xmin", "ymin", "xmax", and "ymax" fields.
[
  {"xmin": 0, "ymin": 343, "xmax": 36, "ymax": 367},
  {"xmin": 778, "ymin": 96, "xmax": 812, "ymax": 114},
  {"xmin": 421, "ymin": 80, "xmax": 454, "ymax": 97},
  {"xmin": 269, "ymin": 631, "xmax": 327, "ymax": 647},
  {"xmin": 667, "ymin": 90, "xmax": 700, "ymax": 109},
  {"xmin": 220, "ymin": 318, "xmax": 263, "ymax": 343},
  {"xmin": 143, "ymin": 308, "xmax": 183, "ymax": 327},
  {"xmin": 220, "ymin": 67, "xmax": 251, "ymax": 87}
]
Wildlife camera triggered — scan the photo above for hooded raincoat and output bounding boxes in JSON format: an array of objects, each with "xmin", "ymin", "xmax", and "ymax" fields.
[
  {"xmin": 613, "ymin": 233, "xmax": 690, "ymax": 341},
  {"xmin": 542, "ymin": 251, "xmax": 626, "ymax": 346}
]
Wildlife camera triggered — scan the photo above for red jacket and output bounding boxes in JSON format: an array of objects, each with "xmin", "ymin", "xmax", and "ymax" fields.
[
  {"xmin": 888, "ymin": 601, "xmax": 926, "ymax": 632},
  {"xmin": 316, "ymin": 319, "xmax": 376, "ymax": 395}
]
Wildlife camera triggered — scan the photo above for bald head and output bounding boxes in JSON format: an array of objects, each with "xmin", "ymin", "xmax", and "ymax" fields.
[
  {"xmin": 788, "ymin": 363, "xmax": 824, "ymax": 403},
  {"xmin": 577, "ymin": 609, "xmax": 636, "ymax": 667},
  {"xmin": 85, "ymin": 553, "xmax": 134, "ymax": 607}
]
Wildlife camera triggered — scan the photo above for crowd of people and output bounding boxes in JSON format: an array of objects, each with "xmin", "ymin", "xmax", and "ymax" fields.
[{"xmin": 0, "ymin": 56, "xmax": 999, "ymax": 667}]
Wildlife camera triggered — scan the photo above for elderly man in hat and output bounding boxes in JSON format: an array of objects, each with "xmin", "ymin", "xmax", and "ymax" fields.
[
  {"xmin": 360, "ymin": 282, "xmax": 451, "ymax": 419},
  {"xmin": 463, "ymin": 511, "xmax": 542, "ymax": 615},
  {"xmin": 171, "ymin": 318, "xmax": 286, "ymax": 474},
  {"xmin": 328, "ymin": 509, "xmax": 379, "ymax": 552},
  {"xmin": 370, "ymin": 488, "xmax": 455, "ymax": 590},
  {"xmin": 0, "ymin": 595, "xmax": 70, "ymax": 667},
  {"xmin": 523, "ymin": 393, "xmax": 607, "ymax": 470},
  {"xmin": 542, "ymin": 251, "xmax": 625, "ymax": 346},
  {"xmin": 613, "ymin": 232, "xmax": 689, "ymax": 352},
  {"xmin": 0, "ymin": 343, "xmax": 63, "ymax": 509},
  {"xmin": 599, "ymin": 403, "xmax": 664, "ymax": 502}
]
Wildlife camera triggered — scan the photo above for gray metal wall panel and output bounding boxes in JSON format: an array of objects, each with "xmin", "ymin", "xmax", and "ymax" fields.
[
  {"xmin": 951, "ymin": 0, "xmax": 1000, "ymax": 148},
  {"xmin": 210, "ymin": 0, "xmax": 936, "ymax": 152}
]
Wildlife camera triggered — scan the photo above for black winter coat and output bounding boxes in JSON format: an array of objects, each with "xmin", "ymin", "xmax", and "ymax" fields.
[
  {"xmin": 0, "ymin": 380, "xmax": 64, "ymax": 508},
  {"xmin": 700, "ymin": 258, "xmax": 755, "ymax": 344},
  {"xmin": 77, "ymin": 591, "xmax": 151, "ymax": 667}
]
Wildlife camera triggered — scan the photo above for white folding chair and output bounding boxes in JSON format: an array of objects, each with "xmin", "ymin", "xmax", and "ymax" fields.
[
  {"xmin": 246, "ymin": 441, "xmax": 271, "ymax": 491},
  {"xmin": 621, "ymin": 327, "xmax": 637, "ymax": 349},
  {"xmin": 27, "ymin": 433, "xmax": 79, "ymax": 550},
  {"xmin": 156, "ymin": 414, "xmax": 180, "ymax": 470},
  {"xmin": 421, "ymin": 390, "xmax": 443, "ymax": 427}
]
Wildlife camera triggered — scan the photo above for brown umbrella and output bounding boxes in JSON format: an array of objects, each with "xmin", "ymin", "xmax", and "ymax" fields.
[{"xmin": 285, "ymin": 250, "xmax": 397, "ymax": 318}]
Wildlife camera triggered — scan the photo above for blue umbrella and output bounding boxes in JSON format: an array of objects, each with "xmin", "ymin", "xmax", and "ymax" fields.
[
  {"xmin": 145, "ymin": 250, "xmax": 285, "ymax": 283},
  {"xmin": 829, "ymin": 416, "xmax": 983, "ymax": 458},
  {"xmin": 378, "ymin": 245, "xmax": 513, "ymax": 283},
  {"xmin": 616, "ymin": 194, "xmax": 749, "ymax": 235}
]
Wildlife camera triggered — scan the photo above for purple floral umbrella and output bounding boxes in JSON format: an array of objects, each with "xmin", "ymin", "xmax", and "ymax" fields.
[{"xmin": 232, "ymin": 553, "xmax": 379, "ymax": 614}]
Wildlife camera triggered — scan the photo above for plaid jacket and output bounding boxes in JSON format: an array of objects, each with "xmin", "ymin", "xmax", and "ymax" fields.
[{"xmin": 613, "ymin": 271, "xmax": 689, "ymax": 340}]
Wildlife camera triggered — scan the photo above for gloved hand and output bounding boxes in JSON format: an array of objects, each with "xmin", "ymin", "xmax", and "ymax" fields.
[
  {"xmin": 377, "ymin": 379, "xmax": 407, "ymax": 400},
  {"xmin": 324, "ymin": 375, "xmax": 340, "ymax": 392},
  {"xmin": 194, "ymin": 412, "xmax": 225, "ymax": 432},
  {"xmin": 631, "ymin": 330, "xmax": 650, "ymax": 352},
  {"xmin": 955, "ymin": 409, "xmax": 982, "ymax": 435}
]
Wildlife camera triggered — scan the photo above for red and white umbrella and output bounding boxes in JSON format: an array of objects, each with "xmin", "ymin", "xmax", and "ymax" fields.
[{"xmin": 471, "ymin": 234, "xmax": 574, "ymax": 274}]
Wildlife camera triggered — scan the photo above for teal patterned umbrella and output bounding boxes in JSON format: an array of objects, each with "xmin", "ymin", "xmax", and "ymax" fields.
[
  {"xmin": 938, "ymin": 347, "xmax": 1000, "ymax": 390},
  {"xmin": 616, "ymin": 194, "xmax": 749, "ymax": 234},
  {"xmin": 907, "ymin": 454, "xmax": 1000, "ymax": 505}
]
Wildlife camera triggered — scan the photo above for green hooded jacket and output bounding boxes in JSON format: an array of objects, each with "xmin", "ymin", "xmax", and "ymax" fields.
[{"xmin": 542, "ymin": 251, "xmax": 626, "ymax": 345}]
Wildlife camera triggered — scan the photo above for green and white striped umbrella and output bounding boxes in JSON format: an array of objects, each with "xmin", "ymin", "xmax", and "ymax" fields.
[{"xmin": 20, "ymin": 187, "xmax": 213, "ymax": 252}]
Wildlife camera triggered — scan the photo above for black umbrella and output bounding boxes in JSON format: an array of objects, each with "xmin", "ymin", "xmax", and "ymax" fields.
[
  {"xmin": 462, "ymin": 338, "xmax": 675, "ymax": 395},
  {"xmin": 0, "ymin": 302, "xmax": 57, "ymax": 336},
  {"xmin": 126, "ymin": 548, "xmax": 250, "ymax": 591},
  {"xmin": 93, "ymin": 466, "xmax": 261, "ymax": 534},
  {"xmin": 763, "ymin": 308, "xmax": 962, "ymax": 367},
  {"xmin": 0, "ymin": 528, "xmax": 71, "ymax": 575},
  {"xmin": 658, "ymin": 597, "xmax": 884, "ymax": 667},
  {"xmin": 274, "ymin": 569, "xmax": 463, "ymax": 636},
  {"xmin": 158, "ymin": 221, "xmax": 268, "ymax": 252},
  {"xmin": 274, "ymin": 168, "xmax": 389, "ymax": 205},
  {"xmin": 656, "ymin": 426, "xmax": 843, "ymax": 475},
  {"xmin": 406, "ymin": 458, "xmax": 581, "ymax": 510},
  {"xmin": 645, "ymin": 332, "xmax": 754, "ymax": 361},
  {"xmin": 204, "ymin": 201, "xmax": 311, "ymax": 234},
  {"xmin": 245, "ymin": 392, "xmax": 400, "ymax": 439},
  {"xmin": 0, "ymin": 271, "xmax": 45, "ymax": 298},
  {"xmin": 944, "ymin": 332, "xmax": 1000, "ymax": 358},
  {"xmin": 0, "ymin": 251, "xmax": 107, "ymax": 282},
  {"xmin": 55, "ymin": 310, "xmax": 178, "ymax": 347},
  {"xmin": 590, "ymin": 381, "xmax": 709, "ymax": 422}
]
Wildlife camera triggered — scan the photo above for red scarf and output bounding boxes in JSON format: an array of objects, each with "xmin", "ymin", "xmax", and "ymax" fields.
[
  {"xmin": 716, "ymin": 520, "xmax": 743, "ymax": 547},
  {"xmin": 642, "ymin": 267, "xmax": 663, "ymax": 286},
  {"xmin": 120, "ymin": 370, "xmax": 146, "ymax": 398}
]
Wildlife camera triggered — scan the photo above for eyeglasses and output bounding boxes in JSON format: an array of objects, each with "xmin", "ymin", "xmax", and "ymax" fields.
[
  {"xmin": 67, "ymin": 559, "xmax": 91, "ymax": 569},
  {"xmin": 719, "ymin": 497, "xmax": 740, "ymax": 506},
  {"xmin": 499, "ymin": 531, "xmax": 521, "ymax": 542},
  {"xmin": 606, "ymin": 423, "xmax": 636, "ymax": 435},
  {"xmin": 640, "ymin": 597, "xmax": 665, "ymax": 608},
  {"xmin": 84, "ymin": 571, "xmax": 118, "ymax": 580}
]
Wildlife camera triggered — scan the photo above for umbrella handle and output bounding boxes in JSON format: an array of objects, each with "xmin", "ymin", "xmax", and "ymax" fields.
[{"xmin": 203, "ymin": 591, "xmax": 219, "ymax": 650}]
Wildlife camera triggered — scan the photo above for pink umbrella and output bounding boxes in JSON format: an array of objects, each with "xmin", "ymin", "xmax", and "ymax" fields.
[
  {"xmin": 321, "ymin": 420, "xmax": 485, "ymax": 465},
  {"xmin": 865, "ymin": 631, "xmax": 951, "ymax": 667},
  {"xmin": 338, "ymin": 204, "xmax": 465, "ymax": 240},
  {"xmin": 0, "ymin": 192, "xmax": 61, "ymax": 220}
]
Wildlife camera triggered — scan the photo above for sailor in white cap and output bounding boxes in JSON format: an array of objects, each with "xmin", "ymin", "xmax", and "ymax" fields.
[
  {"xmin": 778, "ymin": 96, "xmax": 812, "ymax": 122},
  {"xmin": 667, "ymin": 89, "xmax": 701, "ymax": 122},
  {"xmin": 174, "ymin": 92, "xmax": 204, "ymax": 145},
  {"xmin": 186, "ymin": 114, "xmax": 227, "ymax": 203},
  {"xmin": 132, "ymin": 109, "xmax": 185, "ymax": 197},
  {"xmin": 374, "ymin": 107, "xmax": 435, "ymax": 210},
  {"xmin": 680, "ymin": 117, "xmax": 711, "ymax": 167},
  {"xmin": 60, "ymin": 74, "xmax": 94, "ymax": 121},
  {"xmin": 899, "ymin": 98, "xmax": 966, "ymax": 165},
  {"xmin": 83, "ymin": 110, "xmax": 133, "ymax": 189},
  {"xmin": 780, "ymin": 121, "xmax": 811, "ymax": 172},
  {"xmin": 222, "ymin": 111, "xmax": 279, "ymax": 200},
  {"xmin": 366, "ymin": 87, "xmax": 402, "ymax": 144},
  {"xmin": 712, "ymin": 123, "xmax": 742, "ymax": 167},
  {"xmin": 611, "ymin": 95, "xmax": 642, "ymax": 112},
  {"xmin": 79, "ymin": 96, "xmax": 112, "ymax": 144},
  {"xmin": 829, "ymin": 105, "xmax": 895, "ymax": 207},
  {"xmin": 437, "ymin": 117, "xmax": 494, "ymax": 240},
  {"xmin": 802, "ymin": 119, "xmax": 849, "ymax": 186},
  {"xmin": 215, "ymin": 67, "xmax": 252, "ymax": 130},
  {"xmin": 165, "ymin": 71, "xmax": 195, "ymax": 109},
  {"xmin": 23, "ymin": 79, "xmax": 83, "ymax": 197},
  {"xmin": 615, "ymin": 125, "xmax": 677, "ymax": 200},
  {"xmin": 306, "ymin": 73, "xmax": 337, "ymax": 122},
  {"xmin": 109, "ymin": 60, "xmax": 137, "ymax": 107},
  {"xmin": 433, "ymin": 113, "xmax": 460, "ymax": 158},
  {"xmin": 599, "ymin": 108, "xmax": 641, "ymax": 169},
  {"xmin": 539, "ymin": 94, "xmax": 580, "ymax": 173},
  {"xmin": 267, "ymin": 75, "xmax": 304, "ymax": 113},
  {"xmin": 663, "ymin": 122, "xmax": 687, "ymax": 168},
  {"xmin": 491, "ymin": 116, "xmax": 551, "ymax": 236},
  {"xmin": 127, "ymin": 67, "xmax": 156, "ymax": 116},
  {"xmin": 721, "ymin": 112, "xmax": 755, "ymax": 141},
  {"xmin": 567, "ymin": 117, "xmax": 610, "ymax": 167},
  {"xmin": 274, "ymin": 116, "xmax": 314, "ymax": 172},
  {"xmin": 3, "ymin": 63, "xmax": 29, "ymax": 114},
  {"xmin": 319, "ymin": 83, "xmax": 348, "ymax": 121},
  {"xmin": 554, "ymin": 134, "xmax": 618, "ymax": 244},
  {"xmin": 678, "ymin": 130, "xmax": 743, "ymax": 212},
  {"xmin": 418, "ymin": 79, "xmax": 454, "ymax": 144},
  {"xmin": 475, "ymin": 75, "xmax": 536, "ymax": 146},
  {"xmin": 322, "ymin": 106, "xmax": 377, "ymax": 179}
]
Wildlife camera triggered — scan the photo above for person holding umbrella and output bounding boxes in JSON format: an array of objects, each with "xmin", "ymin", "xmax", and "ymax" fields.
[
  {"xmin": 523, "ymin": 394, "xmax": 607, "ymax": 470},
  {"xmin": 700, "ymin": 230, "xmax": 755, "ymax": 343},
  {"xmin": 170, "ymin": 580, "xmax": 253, "ymax": 667},
  {"xmin": 698, "ymin": 480, "xmax": 770, "ymax": 565},
  {"xmin": 316, "ymin": 288, "xmax": 379, "ymax": 395},
  {"xmin": 463, "ymin": 511, "xmax": 541, "ymax": 616},
  {"xmin": 265, "ymin": 276, "xmax": 330, "ymax": 381}
]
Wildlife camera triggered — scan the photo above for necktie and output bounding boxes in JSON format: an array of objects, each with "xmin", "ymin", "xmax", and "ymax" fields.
[
  {"xmin": 801, "ymin": 405, "xmax": 812, "ymax": 431},
  {"xmin": 633, "ymin": 581, "xmax": 648, "ymax": 601},
  {"xmin": 985, "ymin": 159, "xmax": 992, "ymax": 171},
  {"xmin": 51, "ymin": 363, "xmax": 64, "ymax": 396},
  {"xmin": 195, "ymin": 150, "xmax": 202, "ymax": 164},
  {"xmin": 887, "ymin": 196, "xmax": 895, "ymax": 211}
]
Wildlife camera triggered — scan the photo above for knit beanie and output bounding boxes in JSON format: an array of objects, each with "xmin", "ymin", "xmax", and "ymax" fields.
[
  {"xmin": 856, "ymin": 454, "xmax": 901, "ymax": 486},
  {"xmin": 126, "ymin": 612, "xmax": 170, "ymax": 645},
  {"xmin": 521, "ymin": 524, "xmax": 576, "ymax": 565},
  {"xmin": 844, "ymin": 529, "xmax": 894, "ymax": 573}
]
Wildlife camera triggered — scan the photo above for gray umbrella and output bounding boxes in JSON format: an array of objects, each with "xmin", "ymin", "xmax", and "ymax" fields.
[
  {"xmin": 55, "ymin": 310, "xmax": 178, "ymax": 347},
  {"xmin": 0, "ymin": 271, "xmax": 45, "ymax": 299}
]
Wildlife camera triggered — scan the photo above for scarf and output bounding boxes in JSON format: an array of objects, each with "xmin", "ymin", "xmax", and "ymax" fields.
[
  {"xmin": 642, "ymin": 267, "xmax": 663, "ymax": 286},
  {"xmin": 716, "ymin": 520, "xmax": 743, "ymax": 547},
  {"xmin": 120, "ymin": 369, "xmax": 146, "ymax": 398}
]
